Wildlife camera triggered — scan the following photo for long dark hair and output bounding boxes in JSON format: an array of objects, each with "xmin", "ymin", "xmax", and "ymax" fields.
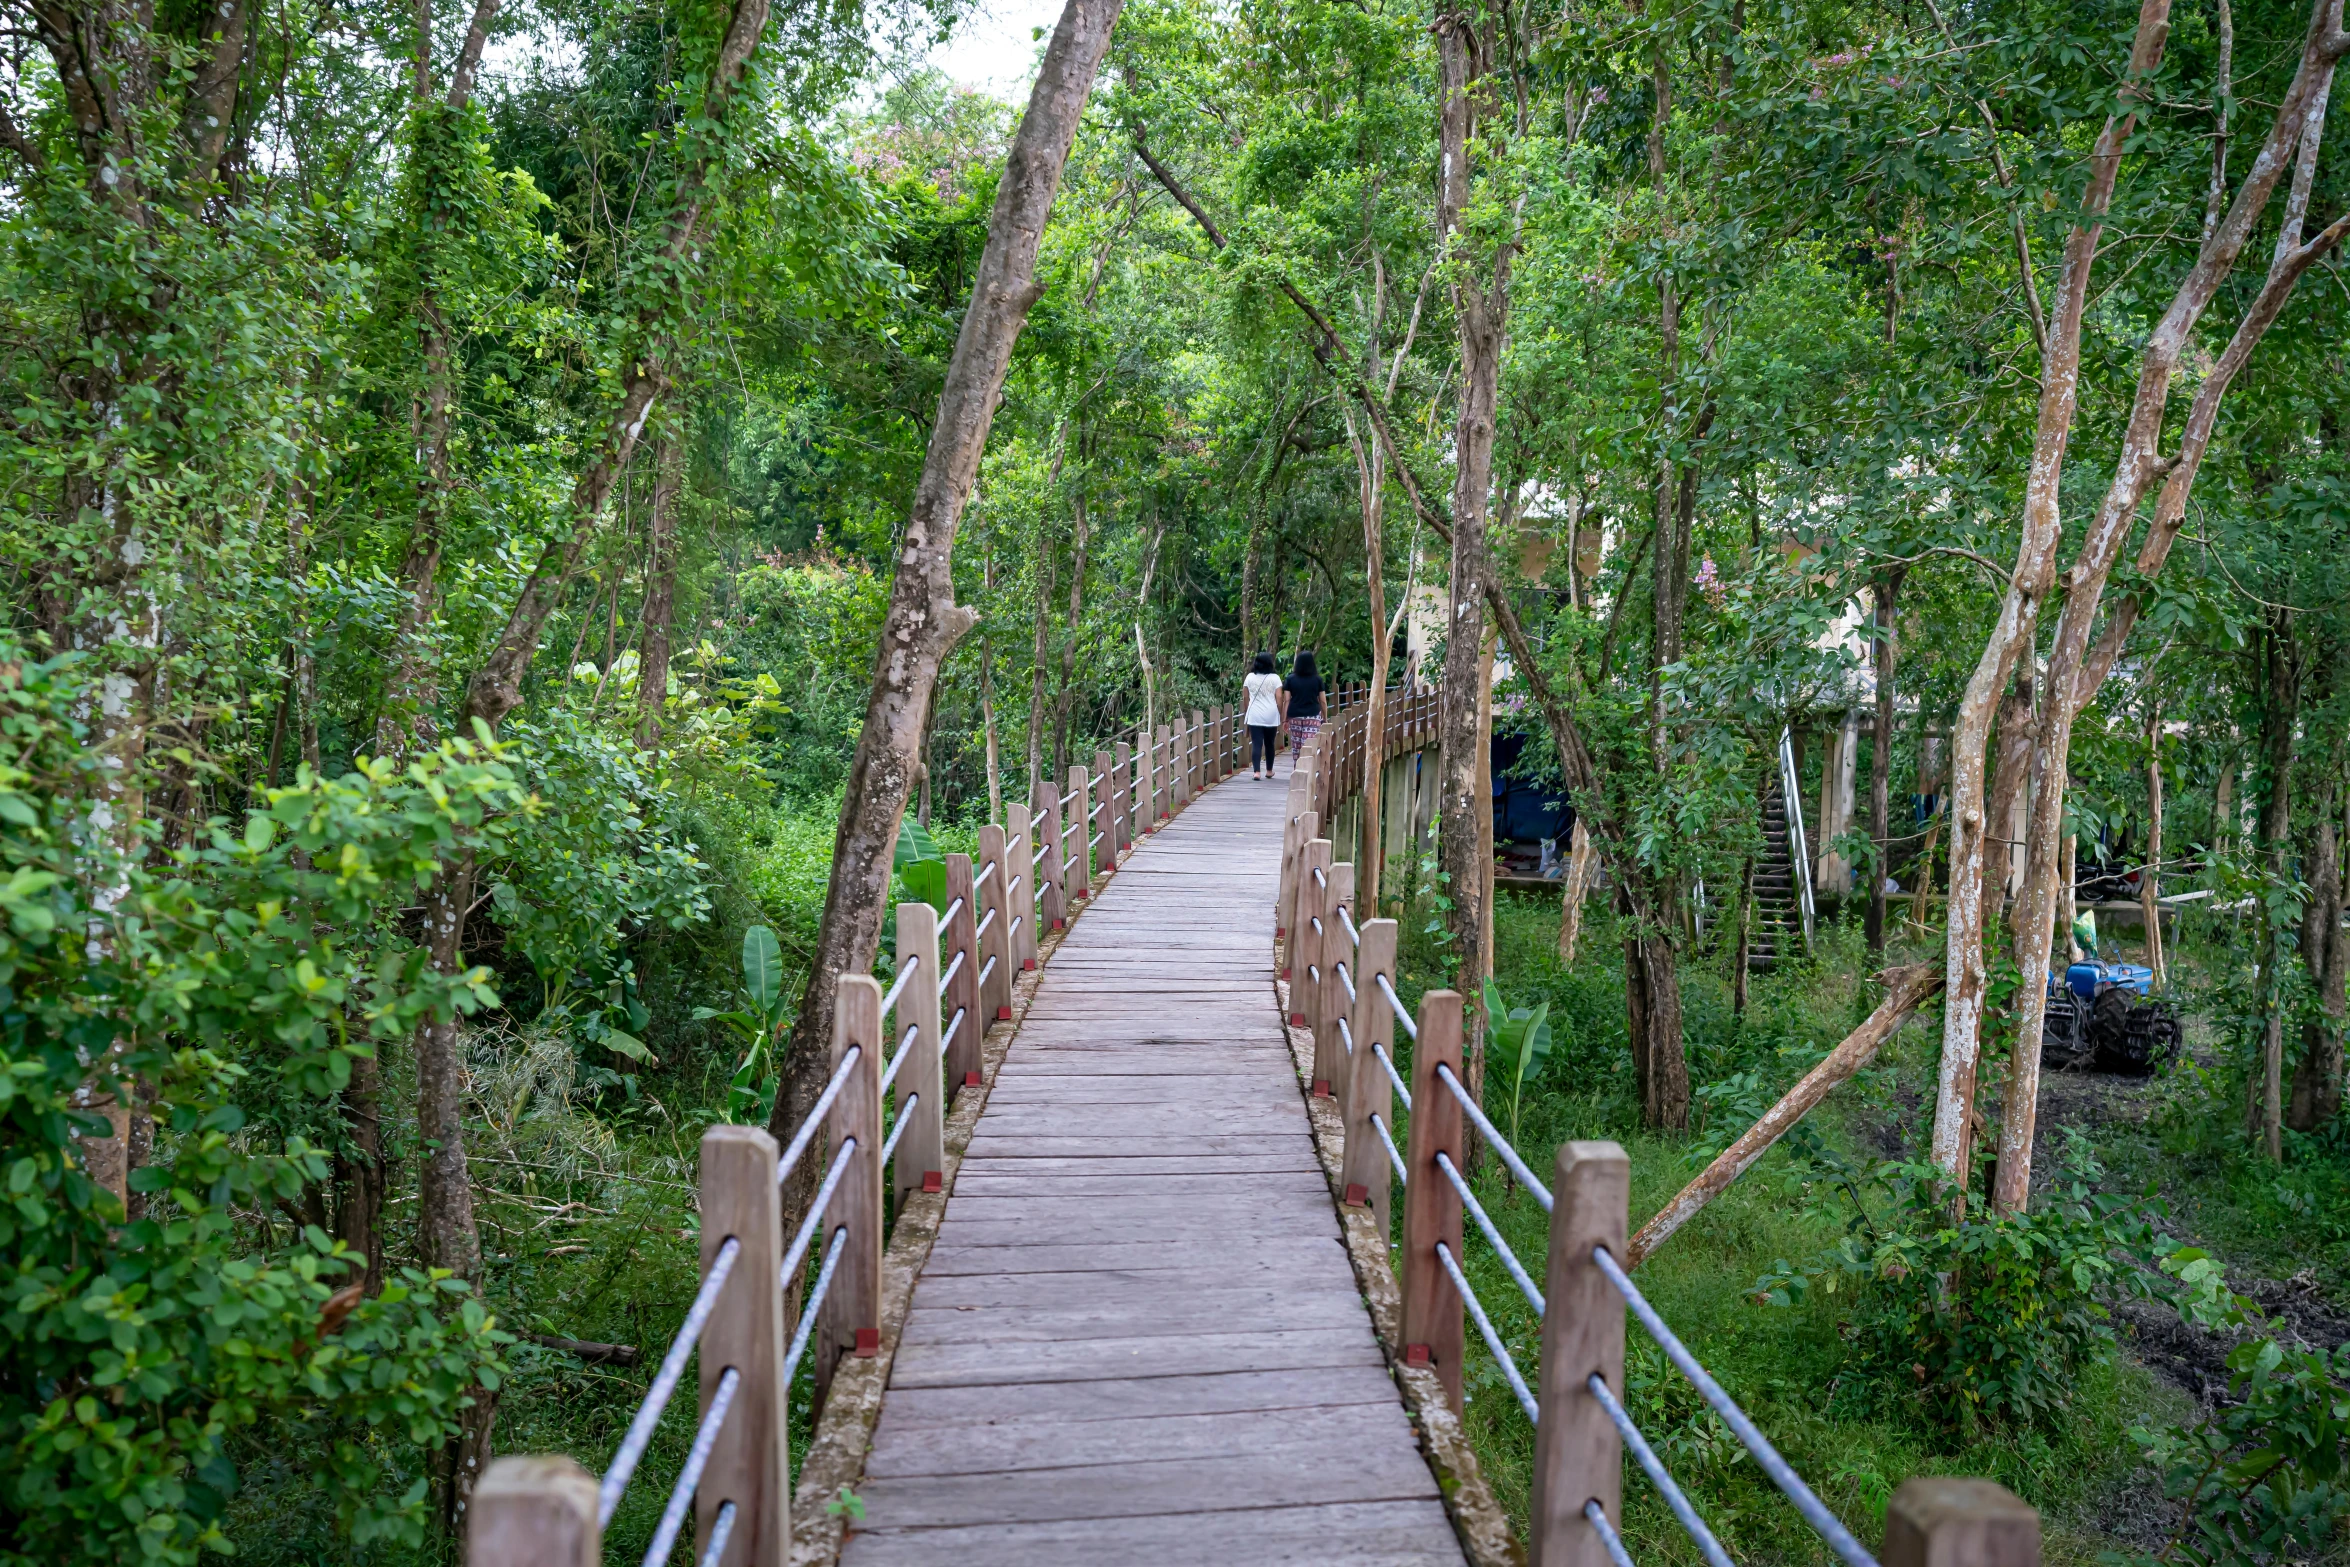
[
  {"xmin": 1251, "ymin": 651, "xmax": 1276, "ymax": 675},
  {"xmin": 1292, "ymin": 650, "xmax": 1319, "ymax": 680}
]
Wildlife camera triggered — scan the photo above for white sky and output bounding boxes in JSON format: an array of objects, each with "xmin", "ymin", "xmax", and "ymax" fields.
[{"xmin": 912, "ymin": 0, "xmax": 1066, "ymax": 98}]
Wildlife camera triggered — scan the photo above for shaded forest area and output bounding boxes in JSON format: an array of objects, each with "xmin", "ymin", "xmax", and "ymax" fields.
[{"xmin": 2, "ymin": 0, "xmax": 2346, "ymax": 1557}]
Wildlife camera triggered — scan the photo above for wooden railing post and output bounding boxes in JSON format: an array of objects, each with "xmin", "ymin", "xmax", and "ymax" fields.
[
  {"xmin": 942, "ymin": 854, "xmax": 982, "ymax": 1089},
  {"xmin": 1150, "ymin": 723, "xmax": 1170, "ymax": 822},
  {"xmin": 1005, "ymin": 802, "xmax": 1040, "ymax": 971},
  {"xmin": 816, "ymin": 975, "xmax": 884, "ymax": 1412},
  {"xmin": 1216, "ymin": 706, "xmax": 1233, "ymax": 779},
  {"xmin": 1033, "ymin": 779, "xmax": 1068, "ymax": 931},
  {"xmin": 1401, "ymin": 988, "xmax": 1465, "ymax": 1409},
  {"xmin": 1340, "ymin": 915, "xmax": 1395, "ymax": 1236},
  {"xmin": 1190, "ymin": 709, "xmax": 1207, "ymax": 797},
  {"xmin": 1092, "ymin": 749, "xmax": 1116, "ymax": 874},
  {"xmin": 1277, "ymin": 786, "xmax": 1308, "ymax": 939},
  {"xmin": 976, "ymin": 825, "xmax": 1013, "ymax": 1022},
  {"xmin": 1064, "ymin": 765, "xmax": 1092, "ymax": 903},
  {"xmin": 1294, "ymin": 835, "xmax": 1332, "ymax": 1048},
  {"xmin": 1282, "ymin": 807, "xmax": 1319, "ymax": 959},
  {"xmin": 1883, "ymin": 1479, "xmax": 2041, "ymax": 1567},
  {"xmin": 1319, "ymin": 860, "xmax": 1356, "ymax": 1095},
  {"xmin": 1531, "ymin": 1141, "xmax": 1629, "ymax": 1567},
  {"xmin": 892, "ymin": 902, "xmax": 945, "ymax": 1204},
  {"xmin": 698, "ymin": 1122, "xmax": 788, "ymax": 1563},
  {"xmin": 1114, "ymin": 739, "xmax": 1134, "ymax": 853},
  {"xmin": 470, "ymin": 1457, "xmax": 600, "ymax": 1567}
]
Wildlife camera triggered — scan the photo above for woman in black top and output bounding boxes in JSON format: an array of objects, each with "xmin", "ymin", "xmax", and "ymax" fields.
[{"xmin": 1282, "ymin": 650, "xmax": 1326, "ymax": 749}]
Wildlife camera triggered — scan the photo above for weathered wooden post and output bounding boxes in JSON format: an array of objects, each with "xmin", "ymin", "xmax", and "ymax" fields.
[
  {"xmin": 1092, "ymin": 749, "xmax": 1116, "ymax": 874},
  {"xmin": 699, "ymin": 1122, "xmax": 788, "ymax": 1562},
  {"xmin": 1882, "ymin": 1480, "xmax": 2041, "ymax": 1567},
  {"xmin": 1190, "ymin": 709, "xmax": 1207, "ymax": 797},
  {"xmin": 1340, "ymin": 915, "xmax": 1395, "ymax": 1236},
  {"xmin": 1277, "ymin": 786, "xmax": 1308, "ymax": 939},
  {"xmin": 1294, "ymin": 836, "xmax": 1333, "ymax": 1042},
  {"xmin": 1530, "ymin": 1141, "xmax": 1628, "ymax": 1567},
  {"xmin": 1144, "ymin": 723, "xmax": 1164, "ymax": 824},
  {"xmin": 977, "ymin": 824, "xmax": 1013, "ymax": 1022},
  {"xmin": 1114, "ymin": 739, "xmax": 1134, "ymax": 853},
  {"xmin": 1401, "ymin": 989, "xmax": 1466, "ymax": 1409},
  {"xmin": 1065, "ymin": 765, "xmax": 1092, "ymax": 903},
  {"xmin": 1281, "ymin": 807, "xmax": 1319, "ymax": 963},
  {"xmin": 816, "ymin": 976, "xmax": 884, "ymax": 1412},
  {"xmin": 1033, "ymin": 779, "xmax": 1067, "ymax": 931},
  {"xmin": 891, "ymin": 903, "xmax": 945, "ymax": 1204},
  {"xmin": 1318, "ymin": 861, "xmax": 1356, "ymax": 1094},
  {"xmin": 469, "ymin": 1457, "xmax": 601, "ymax": 1567},
  {"xmin": 1005, "ymin": 802, "xmax": 1040, "ymax": 972},
  {"xmin": 941, "ymin": 854, "xmax": 981, "ymax": 1089}
]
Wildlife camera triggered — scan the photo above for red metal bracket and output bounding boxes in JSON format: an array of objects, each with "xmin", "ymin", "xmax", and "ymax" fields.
[
  {"xmin": 1404, "ymin": 1343, "xmax": 1432, "ymax": 1368},
  {"xmin": 1344, "ymin": 1182, "xmax": 1369, "ymax": 1207},
  {"xmin": 921, "ymin": 1171, "xmax": 942, "ymax": 1193},
  {"xmin": 996, "ymin": 1005, "xmax": 1013, "ymax": 1021},
  {"xmin": 963, "ymin": 1070, "xmax": 983, "ymax": 1087},
  {"xmin": 854, "ymin": 1328, "xmax": 880, "ymax": 1358},
  {"xmin": 1022, "ymin": 957, "xmax": 1037, "ymax": 971},
  {"xmin": 1311, "ymin": 1079, "xmax": 1331, "ymax": 1098}
]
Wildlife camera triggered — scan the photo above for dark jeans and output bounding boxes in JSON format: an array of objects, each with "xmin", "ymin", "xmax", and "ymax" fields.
[{"xmin": 1248, "ymin": 723, "xmax": 1278, "ymax": 771}]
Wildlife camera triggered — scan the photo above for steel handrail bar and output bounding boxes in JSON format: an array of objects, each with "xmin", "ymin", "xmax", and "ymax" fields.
[
  {"xmin": 974, "ymin": 859, "xmax": 996, "ymax": 889},
  {"xmin": 1371, "ymin": 1038, "xmax": 1407, "ymax": 1107},
  {"xmin": 977, "ymin": 953, "xmax": 998, "ymax": 990},
  {"xmin": 878, "ymin": 952, "xmax": 920, "ymax": 1018},
  {"xmin": 779, "ymin": 1138, "xmax": 855, "ymax": 1285},
  {"xmin": 939, "ymin": 1006, "xmax": 965, "ymax": 1058},
  {"xmin": 780, "ymin": 1224, "xmax": 850, "ymax": 1386},
  {"xmin": 639, "ymin": 1365, "xmax": 741, "ymax": 1567},
  {"xmin": 1436, "ymin": 1240, "xmax": 1539, "ymax": 1423},
  {"xmin": 936, "ymin": 948, "xmax": 964, "ymax": 996},
  {"xmin": 879, "ymin": 1091, "xmax": 918, "ymax": 1163},
  {"xmin": 940, "ymin": 896, "xmax": 965, "ymax": 930},
  {"xmin": 975, "ymin": 905, "xmax": 998, "ymax": 940},
  {"xmin": 697, "ymin": 1502, "xmax": 739, "ymax": 1567},
  {"xmin": 1587, "ymin": 1374, "xmax": 1736, "ymax": 1567},
  {"xmin": 1061, "ymin": 786, "xmax": 1081, "ymax": 806},
  {"xmin": 1370, "ymin": 1109, "xmax": 1407, "ymax": 1185},
  {"xmin": 1337, "ymin": 905, "xmax": 1359, "ymax": 949},
  {"xmin": 1088, "ymin": 830, "xmax": 1103, "ymax": 848},
  {"xmin": 1434, "ymin": 1062, "xmax": 1550, "ymax": 1211},
  {"xmin": 595, "ymin": 1235, "xmax": 741, "ymax": 1524},
  {"xmin": 1586, "ymin": 1500, "xmax": 1638, "ymax": 1567},
  {"xmin": 1375, "ymin": 972, "xmax": 1419, "ymax": 1041},
  {"xmin": 880, "ymin": 1023, "xmax": 919, "ymax": 1093},
  {"xmin": 1433, "ymin": 1149, "xmax": 1543, "ymax": 1315},
  {"xmin": 774, "ymin": 1045, "xmax": 861, "ymax": 1188},
  {"xmin": 1335, "ymin": 957, "xmax": 1356, "ymax": 1005},
  {"xmin": 1337, "ymin": 1014, "xmax": 1353, "ymax": 1057},
  {"xmin": 1593, "ymin": 1244, "xmax": 1878, "ymax": 1567},
  {"xmin": 1313, "ymin": 865, "xmax": 1327, "ymax": 888}
]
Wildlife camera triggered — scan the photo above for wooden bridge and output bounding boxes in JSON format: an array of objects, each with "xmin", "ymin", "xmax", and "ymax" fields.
[{"xmin": 468, "ymin": 695, "xmax": 2043, "ymax": 1567}]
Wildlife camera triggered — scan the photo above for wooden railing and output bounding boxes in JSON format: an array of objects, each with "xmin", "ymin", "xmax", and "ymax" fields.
[
  {"xmin": 466, "ymin": 702, "xmax": 1246, "ymax": 1567},
  {"xmin": 1280, "ymin": 719, "xmax": 2043, "ymax": 1567}
]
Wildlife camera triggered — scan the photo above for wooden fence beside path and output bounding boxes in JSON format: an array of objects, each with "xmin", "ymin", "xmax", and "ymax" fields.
[{"xmin": 469, "ymin": 688, "xmax": 2040, "ymax": 1567}]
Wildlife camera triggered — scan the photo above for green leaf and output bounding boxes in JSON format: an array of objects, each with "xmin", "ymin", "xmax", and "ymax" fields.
[
  {"xmin": 894, "ymin": 816, "xmax": 942, "ymax": 871},
  {"xmin": 602, "ymin": 1029, "xmax": 655, "ymax": 1064},
  {"xmin": 900, "ymin": 858, "xmax": 948, "ymax": 911},
  {"xmin": 741, "ymin": 924, "xmax": 783, "ymax": 1011}
]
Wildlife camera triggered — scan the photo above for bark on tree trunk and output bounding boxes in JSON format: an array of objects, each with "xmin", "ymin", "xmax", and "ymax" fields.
[
  {"xmin": 1345, "ymin": 406, "xmax": 1390, "ymax": 907},
  {"xmin": 1558, "ymin": 817, "xmax": 1597, "ymax": 964},
  {"xmin": 1867, "ymin": 568, "xmax": 1904, "ymax": 953},
  {"xmin": 2255, "ymin": 610, "xmax": 2300, "ymax": 1163},
  {"xmin": 1929, "ymin": 0, "xmax": 2178, "ymax": 1188},
  {"xmin": 1054, "ymin": 485, "xmax": 1089, "ymax": 779},
  {"xmin": 2291, "ymin": 781, "xmax": 2348, "ymax": 1128},
  {"xmin": 635, "ymin": 426, "xmax": 683, "ymax": 750},
  {"xmin": 1026, "ymin": 523, "xmax": 1056, "ymax": 801},
  {"xmin": 766, "ymin": 0, "xmax": 1124, "ymax": 1295}
]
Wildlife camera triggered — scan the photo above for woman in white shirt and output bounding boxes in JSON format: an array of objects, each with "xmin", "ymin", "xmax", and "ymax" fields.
[{"xmin": 1242, "ymin": 651, "xmax": 1285, "ymax": 778}]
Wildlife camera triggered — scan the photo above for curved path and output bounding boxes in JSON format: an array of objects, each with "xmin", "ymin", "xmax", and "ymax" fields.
[{"xmin": 840, "ymin": 758, "xmax": 1465, "ymax": 1565}]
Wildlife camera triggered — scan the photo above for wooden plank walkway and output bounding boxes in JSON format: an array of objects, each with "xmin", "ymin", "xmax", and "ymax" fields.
[{"xmin": 840, "ymin": 759, "xmax": 1466, "ymax": 1565}]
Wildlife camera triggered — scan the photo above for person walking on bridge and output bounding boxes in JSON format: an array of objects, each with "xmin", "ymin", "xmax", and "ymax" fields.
[
  {"xmin": 1283, "ymin": 649, "xmax": 1326, "ymax": 755},
  {"xmin": 1243, "ymin": 651, "xmax": 1284, "ymax": 778}
]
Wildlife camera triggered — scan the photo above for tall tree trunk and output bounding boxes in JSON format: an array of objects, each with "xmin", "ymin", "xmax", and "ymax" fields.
[
  {"xmin": 1434, "ymin": 0, "xmax": 1507, "ymax": 1076},
  {"xmin": 635, "ymin": 426, "xmax": 683, "ymax": 750},
  {"xmin": 1929, "ymin": 0, "xmax": 2178, "ymax": 1187},
  {"xmin": 2253, "ymin": 611, "xmax": 2300, "ymax": 1162},
  {"xmin": 1990, "ymin": 0, "xmax": 2346, "ymax": 1210},
  {"xmin": 767, "ymin": 0, "xmax": 1125, "ymax": 1324},
  {"xmin": 2291, "ymin": 777, "xmax": 2347, "ymax": 1128},
  {"xmin": 1558, "ymin": 817, "xmax": 1597, "ymax": 963},
  {"xmin": 1026, "ymin": 523, "xmax": 1057, "ymax": 801},
  {"xmin": 1053, "ymin": 485, "xmax": 1089, "ymax": 779},
  {"xmin": 1867, "ymin": 567, "xmax": 1905, "ymax": 952},
  {"xmin": 1345, "ymin": 406, "xmax": 1391, "ymax": 906}
]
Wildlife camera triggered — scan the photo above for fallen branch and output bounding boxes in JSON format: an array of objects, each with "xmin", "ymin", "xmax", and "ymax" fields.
[
  {"xmin": 1626, "ymin": 962, "xmax": 1945, "ymax": 1268},
  {"xmin": 524, "ymin": 1333, "xmax": 642, "ymax": 1366}
]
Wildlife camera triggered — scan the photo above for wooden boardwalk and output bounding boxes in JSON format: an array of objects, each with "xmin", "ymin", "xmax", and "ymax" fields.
[{"xmin": 841, "ymin": 759, "xmax": 1466, "ymax": 1565}]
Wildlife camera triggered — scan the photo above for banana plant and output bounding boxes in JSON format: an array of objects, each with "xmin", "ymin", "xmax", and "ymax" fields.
[
  {"xmin": 1482, "ymin": 978, "xmax": 1553, "ymax": 1156},
  {"xmin": 896, "ymin": 816, "xmax": 947, "ymax": 910},
  {"xmin": 692, "ymin": 924, "xmax": 792, "ymax": 1122}
]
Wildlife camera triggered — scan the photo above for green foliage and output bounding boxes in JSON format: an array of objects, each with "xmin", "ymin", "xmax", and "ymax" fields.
[
  {"xmin": 1482, "ymin": 978, "xmax": 1553, "ymax": 1149},
  {"xmin": 2126, "ymin": 1340, "xmax": 2350, "ymax": 1567},
  {"xmin": 894, "ymin": 815, "xmax": 947, "ymax": 911},
  {"xmin": 1751, "ymin": 1142, "xmax": 2162, "ymax": 1433},
  {"xmin": 693, "ymin": 925, "xmax": 794, "ymax": 1123},
  {"xmin": 0, "ymin": 651, "xmax": 506, "ymax": 1562}
]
